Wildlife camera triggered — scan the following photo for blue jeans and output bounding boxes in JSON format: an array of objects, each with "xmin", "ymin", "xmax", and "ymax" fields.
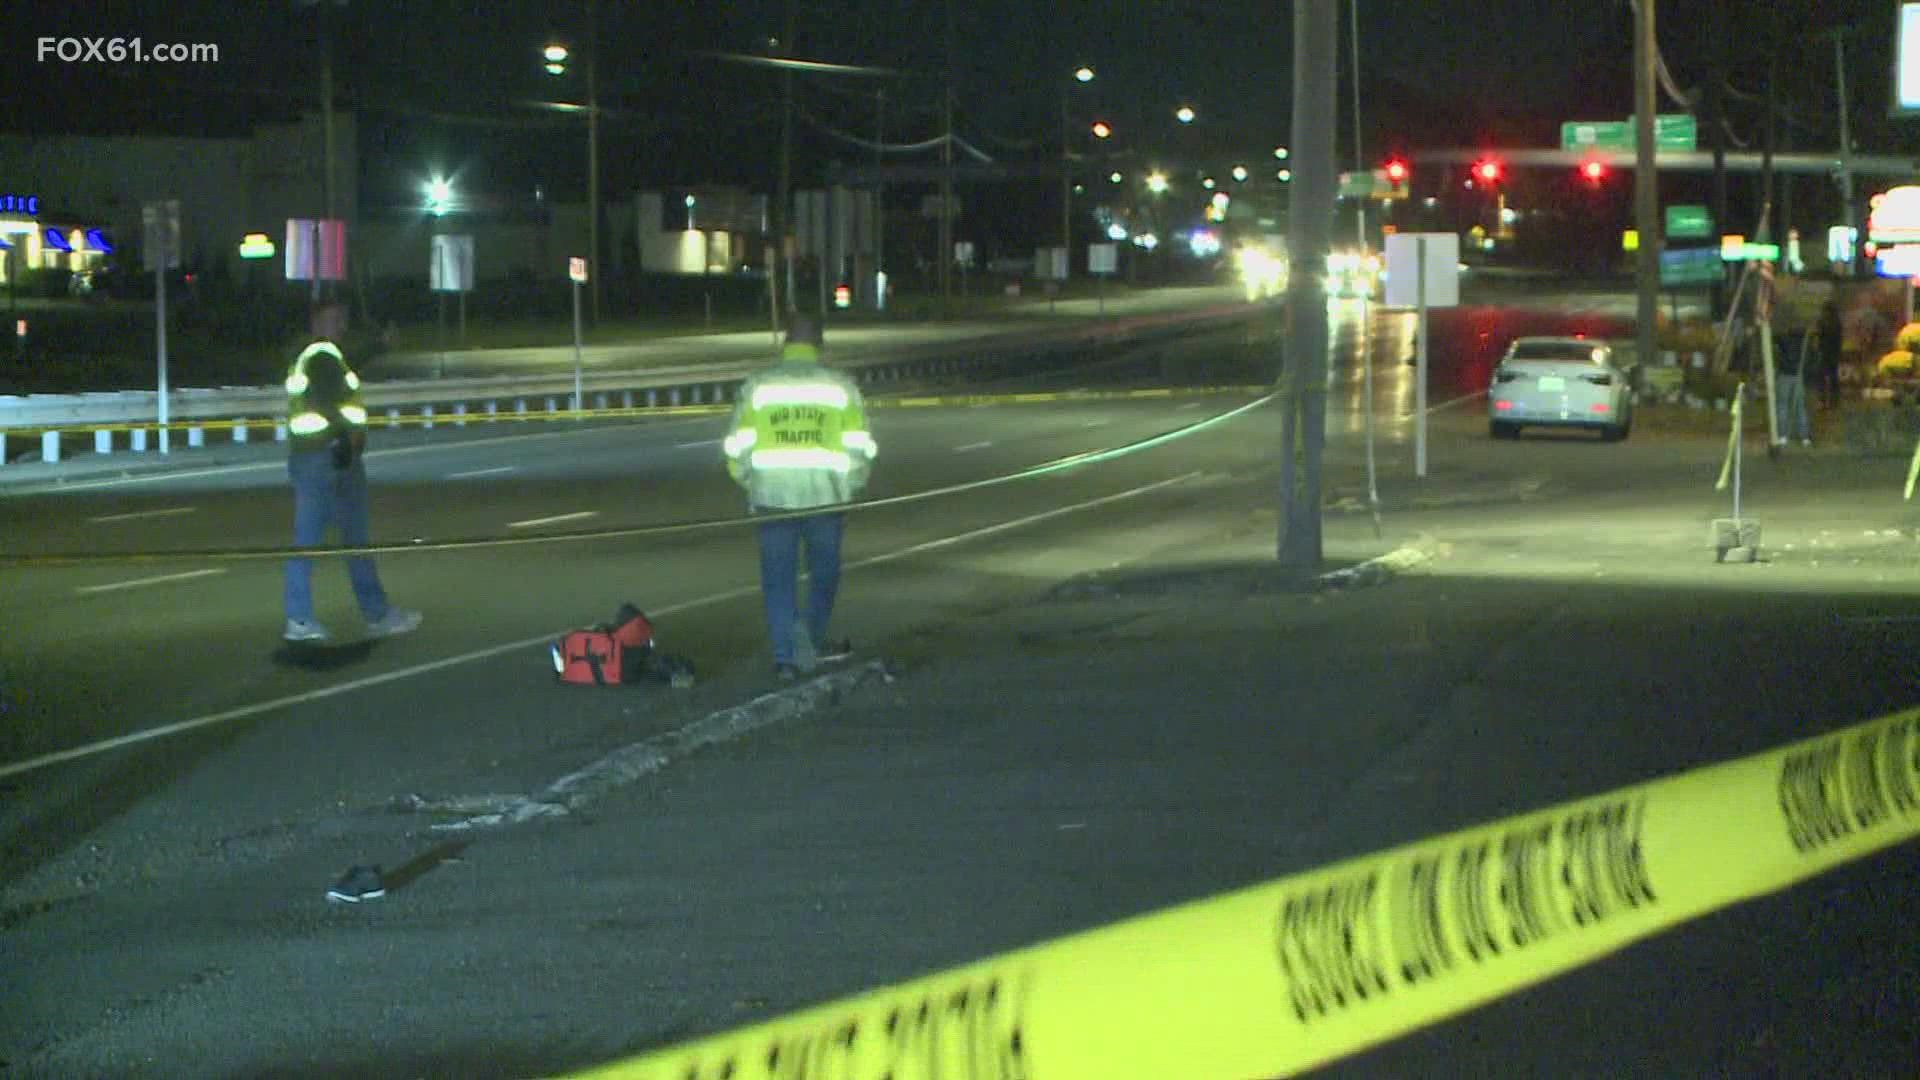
[
  {"xmin": 284, "ymin": 449, "xmax": 389, "ymax": 622},
  {"xmin": 1774, "ymin": 373, "xmax": 1811, "ymax": 443},
  {"xmin": 755, "ymin": 511, "xmax": 845, "ymax": 665}
]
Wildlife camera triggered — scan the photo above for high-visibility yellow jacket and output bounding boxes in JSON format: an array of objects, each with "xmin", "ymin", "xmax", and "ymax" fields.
[
  {"xmin": 285, "ymin": 339, "xmax": 367, "ymax": 452},
  {"xmin": 722, "ymin": 343, "xmax": 875, "ymax": 510}
]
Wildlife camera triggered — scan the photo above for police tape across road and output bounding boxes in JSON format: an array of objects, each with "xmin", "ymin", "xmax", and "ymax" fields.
[
  {"xmin": 570, "ymin": 709, "xmax": 1920, "ymax": 1079},
  {"xmin": 0, "ymin": 391, "xmax": 1276, "ymax": 567}
]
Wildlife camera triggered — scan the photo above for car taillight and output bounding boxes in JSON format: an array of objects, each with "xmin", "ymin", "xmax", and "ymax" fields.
[
  {"xmin": 1591, "ymin": 403, "xmax": 1611, "ymax": 413},
  {"xmin": 1582, "ymin": 373, "xmax": 1613, "ymax": 386},
  {"xmin": 1495, "ymin": 400, "xmax": 1514, "ymax": 411}
]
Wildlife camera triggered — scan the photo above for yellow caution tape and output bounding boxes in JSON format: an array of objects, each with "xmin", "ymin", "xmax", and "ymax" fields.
[
  {"xmin": 1714, "ymin": 384, "xmax": 1745, "ymax": 492},
  {"xmin": 573, "ymin": 708, "xmax": 1920, "ymax": 1079}
]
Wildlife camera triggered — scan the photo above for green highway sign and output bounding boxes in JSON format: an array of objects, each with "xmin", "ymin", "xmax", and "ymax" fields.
[
  {"xmin": 1666, "ymin": 205, "xmax": 1713, "ymax": 239},
  {"xmin": 1337, "ymin": 170, "xmax": 1375, "ymax": 197},
  {"xmin": 1660, "ymin": 246, "xmax": 1723, "ymax": 286},
  {"xmin": 1560, "ymin": 114, "xmax": 1698, "ymax": 152}
]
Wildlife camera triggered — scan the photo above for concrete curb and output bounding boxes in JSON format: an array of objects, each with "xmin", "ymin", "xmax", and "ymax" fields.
[{"xmin": 397, "ymin": 660, "xmax": 889, "ymax": 831}]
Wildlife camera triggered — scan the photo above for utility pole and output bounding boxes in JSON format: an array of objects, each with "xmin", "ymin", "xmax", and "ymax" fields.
[
  {"xmin": 776, "ymin": 2, "xmax": 796, "ymax": 321},
  {"xmin": 875, "ymin": 89, "xmax": 886, "ymax": 308},
  {"xmin": 1061, "ymin": 86, "xmax": 1072, "ymax": 265},
  {"xmin": 939, "ymin": 0, "xmax": 955, "ymax": 317},
  {"xmin": 1277, "ymin": 0, "xmax": 1338, "ymax": 570},
  {"xmin": 1708, "ymin": 0, "xmax": 1728, "ymax": 316},
  {"xmin": 320, "ymin": 4, "xmax": 334, "ymax": 308},
  {"xmin": 587, "ymin": 0, "xmax": 601, "ymax": 325},
  {"xmin": 1761, "ymin": 53, "xmax": 1777, "ymax": 243},
  {"xmin": 1349, "ymin": 0, "xmax": 1367, "ymax": 251},
  {"xmin": 1632, "ymin": 0, "xmax": 1659, "ymax": 392},
  {"xmin": 1833, "ymin": 30, "xmax": 1858, "ymax": 276}
]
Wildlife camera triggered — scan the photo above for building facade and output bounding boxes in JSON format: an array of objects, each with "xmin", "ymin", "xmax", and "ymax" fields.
[{"xmin": 0, "ymin": 112, "xmax": 354, "ymax": 286}]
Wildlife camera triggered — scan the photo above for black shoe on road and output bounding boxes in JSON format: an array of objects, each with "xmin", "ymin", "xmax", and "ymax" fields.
[{"xmin": 326, "ymin": 865, "xmax": 387, "ymax": 903}]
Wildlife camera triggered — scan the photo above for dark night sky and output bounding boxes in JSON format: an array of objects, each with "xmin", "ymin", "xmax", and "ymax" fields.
[{"xmin": 1, "ymin": 0, "xmax": 1910, "ymax": 211}]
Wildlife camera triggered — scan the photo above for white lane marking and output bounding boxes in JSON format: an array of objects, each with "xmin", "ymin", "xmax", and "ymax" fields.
[
  {"xmin": 0, "ymin": 471, "xmax": 1201, "ymax": 781},
  {"xmin": 75, "ymin": 568, "xmax": 226, "ymax": 595},
  {"xmin": 954, "ymin": 440, "xmax": 994, "ymax": 452},
  {"xmin": 675, "ymin": 439, "xmax": 723, "ymax": 449},
  {"xmin": 1175, "ymin": 401, "xmax": 1204, "ymax": 410},
  {"xmin": 88, "ymin": 507, "xmax": 197, "ymax": 524},
  {"xmin": 1400, "ymin": 389, "xmax": 1488, "ymax": 420},
  {"xmin": 507, "ymin": 510, "xmax": 600, "ymax": 530},
  {"xmin": 448, "ymin": 466, "xmax": 516, "ymax": 480}
]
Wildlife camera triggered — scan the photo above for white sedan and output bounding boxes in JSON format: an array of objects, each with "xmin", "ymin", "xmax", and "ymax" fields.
[{"xmin": 1488, "ymin": 336, "xmax": 1634, "ymax": 441}]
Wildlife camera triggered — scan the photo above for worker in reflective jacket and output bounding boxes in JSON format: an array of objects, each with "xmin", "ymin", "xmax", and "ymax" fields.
[
  {"xmin": 723, "ymin": 315, "xmax": 876, "ymax": 679},
  {"xmin": 281, "ymin": 304, "xmax": 421, "ymax": 644}
]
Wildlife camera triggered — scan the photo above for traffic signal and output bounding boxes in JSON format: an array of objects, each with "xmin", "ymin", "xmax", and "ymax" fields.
[
  {"xmin": 1384, "ymin": 158, "xmax": 1409, "ymax": 188},
  {"xmin": 1580, "ymin": 159, "xmax": 1607, "ymax": 184},
  {"xmin": 1473, "ymin": 158, "xmax": 1502, "ymax": 185}
]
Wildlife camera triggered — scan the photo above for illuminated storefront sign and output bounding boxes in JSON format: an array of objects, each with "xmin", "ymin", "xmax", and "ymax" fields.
[{"xmin": 0, "ymin": 193, "xmax": 41, "ymax": 215}]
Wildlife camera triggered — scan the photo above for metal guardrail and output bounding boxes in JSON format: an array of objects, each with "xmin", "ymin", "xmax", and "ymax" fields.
[{"xmin": 0, "ymin": 305, "xmax": 1259, "ymax": 464}]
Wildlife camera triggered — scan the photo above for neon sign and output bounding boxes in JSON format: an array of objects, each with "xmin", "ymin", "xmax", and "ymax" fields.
[{"xmin": 0, "ymin": 194, "xmax": 41, "ymax": 215}]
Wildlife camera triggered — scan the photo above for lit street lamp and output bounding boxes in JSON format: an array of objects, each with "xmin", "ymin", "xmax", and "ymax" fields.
[
  {"xmin": 1146, "ymin": 172, "xmax": 1169, "ymax": 194},
  {"xmin": 423, "ymin": 176, "xmax": 453, "ymax": 216},
  {"xmin": 538, "ymin": 22, "xmax": 599, "ymax": 325},
  {"xmin": 685, "ymin": 193, "xmax": 697, "ymax": 230},
  {"xmin": 1063, "ymin": 66, "xmax": 1095, "ymax": 273},
  {"xmin": 1090, "ymin": 120, "xmax": 1112, "ymax": 139},
  {"xmin": 1232, "ymin": 164, "xmax": 1249, "ymax": 182},
  {"xmin": 1175, "ymin": 105, "xmax": 1196, "ymax": 124}
]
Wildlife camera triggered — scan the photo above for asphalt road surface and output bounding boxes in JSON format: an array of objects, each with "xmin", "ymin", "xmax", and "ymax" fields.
[{"xmin": 4, "ymin": 279, "xmax": 1916, "ymax": 1076}]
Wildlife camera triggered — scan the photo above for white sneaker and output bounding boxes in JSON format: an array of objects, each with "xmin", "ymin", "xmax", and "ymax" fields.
[
  {"xmin": 366, "ymin": 607, "xmax": 422, "ymax": 638},
  {"xmin": 284, "ymin": 618, "xmax": 331, "ymax": 643}
]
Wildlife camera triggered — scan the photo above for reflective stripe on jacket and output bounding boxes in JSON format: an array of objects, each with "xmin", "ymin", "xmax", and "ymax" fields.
[
  {"xmin": 285, "ymin": 340, "xmax": 366, "ymax": 452},
  {"xmin": 723, "ymin": 343, "xmax": 875, "ymax": 510}
]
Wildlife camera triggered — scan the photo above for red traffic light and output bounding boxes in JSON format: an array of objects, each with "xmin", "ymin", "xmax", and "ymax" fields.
[
  {"xmin": 1473, "ymin": 159, "xmax": 1502, "ymax": 184},
  {"xmin": 1580, "ymin": 159, "xmax": 1607, "ymax": 183},
  {"xmin": 1384, "ymin": 159, "xmax": 1409, "ymax": 185}
]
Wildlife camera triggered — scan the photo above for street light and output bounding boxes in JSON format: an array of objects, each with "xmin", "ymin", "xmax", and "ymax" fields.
[
  {"xmin": 1061, "ymin": 65, "xmax": 1096, "ymax": 290},
  {"xmin": 1109, "ymin": 171, "xmax": 1123, "ymax": 184},
  {"xmin": 1146, "ymin": 172, "xmax": 1169, "ymax": 194},
  {"xmin": 423, "ymin": 176, "xmax": 453, "ymax": 216},
  {"xmin": 685, "ymin": 193, "xmax": 697, "ymax": 230},
  {"xmin": 539, "ymin": 26, "xmax": 599, "ymax": 325},
  {"xmin": 1231, "ymin": 164, "xmax": 1249, "ymax": 182},
  {"xmin": 1274, "ymin": 146, "xmax": 1290, "ymax": 160},
  {"xmin": 1175, "ymin": 105, "xmax": 1196, "ymax": 124},
  {"xmin": 1202, "ymin": 177, "xmax": 1217, "ymax": 190},
  {"xmin": 1090, "ymin": 120, "xmax": 1112, "ymax": 139}
]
